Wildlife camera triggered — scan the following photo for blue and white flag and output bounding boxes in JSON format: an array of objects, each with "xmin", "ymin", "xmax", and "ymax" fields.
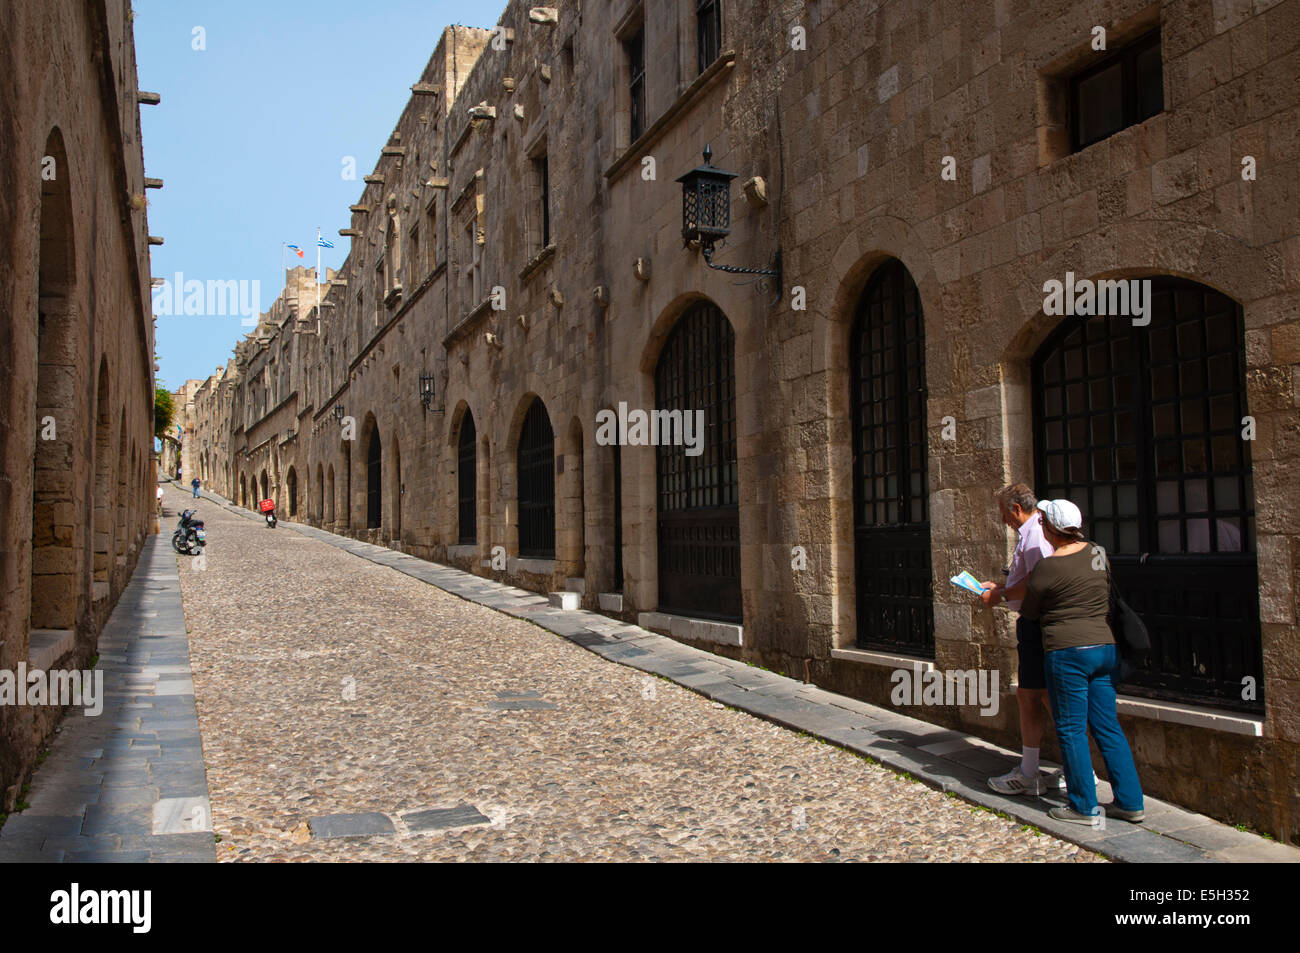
[{"xmin": 317, "ymin": 238, "xmax": 334, "ymax": 248}]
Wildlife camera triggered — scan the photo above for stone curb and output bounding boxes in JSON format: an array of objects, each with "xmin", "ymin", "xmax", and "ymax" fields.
[{"xmin": 194, "ymin": 489, "xmax": 1298, "ymax": 864}]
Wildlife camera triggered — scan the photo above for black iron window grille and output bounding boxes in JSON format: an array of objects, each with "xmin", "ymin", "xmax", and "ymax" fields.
[
  {"xmin": 1070, "ymin": 28, "xmax": 1163, "ymax": 152},
  {"xmin": 851, "ymin": 259, "xmax": 934, "ymax": 655},
  {"xmin": 696, "ymin": 0, "xmax": 722, "ymax": 75},
  {"xmin": 1033, "ymin": 276, "xmax": 1261, "ymax": 710},
  {"xmin": 655, "ymin": 301, "xmax": 741, "ymax": 621},
  {"xmin": 517, "ymin": 398, "xmax": 556, "ymax": 559},
  {"xmin": 458, "ymin": 412, "xmax": 477, "ymax": 545}
]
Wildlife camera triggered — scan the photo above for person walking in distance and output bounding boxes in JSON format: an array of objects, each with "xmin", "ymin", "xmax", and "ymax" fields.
[
  {"xmin": 191, "ymin": 476, "xmax": 201, "ymax": 499},
  {"xmin": 979, "ymin": 484, "xmax": 1059, "ymax": 795}
]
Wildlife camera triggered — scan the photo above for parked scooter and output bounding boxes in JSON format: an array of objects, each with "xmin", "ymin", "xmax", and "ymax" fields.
[
  {"xmin": 171, "ymin": 509, "xmax": 206, "ymax": 555},
  {"xmin": 259, "ymin": 498, "xmax": 277, "ymax": 528}
]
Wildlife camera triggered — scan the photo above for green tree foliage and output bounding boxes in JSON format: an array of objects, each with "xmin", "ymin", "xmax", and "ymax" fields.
[{"xmin": 154, "ymin": 387, "xmax": 175, "ymax": 440}]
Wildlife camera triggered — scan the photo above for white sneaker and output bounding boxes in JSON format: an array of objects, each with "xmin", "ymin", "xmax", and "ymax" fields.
[{"xmin": 988, "ymin": 767, "xmax": 1047, "ymax": 796}]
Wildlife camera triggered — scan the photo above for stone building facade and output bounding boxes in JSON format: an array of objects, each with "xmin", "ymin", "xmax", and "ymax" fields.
[
  {"xmin": 194, "ymin": 0, "xmax": 1300, "ymax": 842},
  {"xmin": 0, "ymin": 0, "xmax": 157, "ymax": 810}
]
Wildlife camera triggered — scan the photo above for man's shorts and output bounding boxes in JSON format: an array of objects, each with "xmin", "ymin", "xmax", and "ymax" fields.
[{"xmin": 1016, "ymin": 616, "xmax": 1047, "ymax": 690}]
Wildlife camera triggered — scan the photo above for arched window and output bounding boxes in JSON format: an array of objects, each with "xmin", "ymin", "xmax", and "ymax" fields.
[
  {"xmin": 516, "ymin": 398, "xmax": 555, "ymax": 559},
  {"xmin": 654, "ymin": 301, "xmax": 740, "ymax": 621},
  {"xmin": 850, "ymin": 259, "xmax": 933, "ymax": 655},
  {"xmin": 458, "ymin": 411, "xmax": 477, "ymax": 544},
  {"xmin": 366, "ymin": 428, "xmax": 382, "ymax": 529},
  {"xmin": 1032, "ymin": 276, "xmax": 1260, "ymax": 710}
]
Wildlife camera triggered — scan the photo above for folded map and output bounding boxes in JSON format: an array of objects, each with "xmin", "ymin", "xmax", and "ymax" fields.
[{"xmin": 950, "ymin": 571, "xmax": 986, "ymax": 595}]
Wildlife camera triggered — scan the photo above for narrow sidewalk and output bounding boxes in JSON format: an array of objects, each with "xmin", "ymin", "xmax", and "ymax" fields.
[
  {"xmin": 195, "ymin": 484, "xmax": 1297, "ymax": 864},
  {"xmin": 0, "ymin": 518, "xmax": 216, "ymax": 863}
]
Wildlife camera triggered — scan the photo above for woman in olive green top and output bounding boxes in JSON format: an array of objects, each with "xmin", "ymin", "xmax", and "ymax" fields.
[{"xmin": 1020, "ymin": 499, "xmax": 1144, "ymax": 826}]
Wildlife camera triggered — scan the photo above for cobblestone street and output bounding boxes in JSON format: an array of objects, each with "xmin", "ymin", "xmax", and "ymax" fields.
[{"xmin": 169, "ymin": 486, "xmax": 1099, "ymax": 862}]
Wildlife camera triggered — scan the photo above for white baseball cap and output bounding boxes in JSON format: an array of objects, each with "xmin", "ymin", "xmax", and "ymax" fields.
[{"xmin": 1037, "ymin": 498, "xmax": 1083, "ymax": 531}]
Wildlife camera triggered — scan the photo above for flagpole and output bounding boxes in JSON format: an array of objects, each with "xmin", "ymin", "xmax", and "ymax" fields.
[{"xmin": 316, "ymin": 226, "xmax": 322, "ymax": 333}]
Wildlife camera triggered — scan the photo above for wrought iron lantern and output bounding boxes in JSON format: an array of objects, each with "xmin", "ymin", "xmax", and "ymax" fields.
[
  {"xmin": 677, "ymin": 144, "xmax": 737, "ymax": 249},
  {"xmin": 676, "ymin": 144, "xmax": 780, "ymax": 291},
  {"xmin": 332, "ymin": 404, "xmax": 346, "ymax": 423},
  {"xmin": 419, "ymin": 372, "xmax": 436, "ymax": 410}
]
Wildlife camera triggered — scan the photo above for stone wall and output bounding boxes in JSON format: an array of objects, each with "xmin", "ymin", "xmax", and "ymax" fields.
[
  {"xmin": 194, "ymin": 0, "xmax": 1300, "ymax": 842},
  {"xmin": 0, "ymin": 0, "xmax": 156, "ymax": 812}
]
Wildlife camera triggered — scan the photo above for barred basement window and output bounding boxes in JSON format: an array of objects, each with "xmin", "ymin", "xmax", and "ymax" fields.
[
  {"xmin": 696, "ymin": 0, "xmax": 722, "ymax": 75},
  {"xmin": 1070, "ymin": 28, "xmax": 1162, "ymax": 152},
  {"xmin": 458, "ymin": 411, "xmax": 477, "ymax": 545}
]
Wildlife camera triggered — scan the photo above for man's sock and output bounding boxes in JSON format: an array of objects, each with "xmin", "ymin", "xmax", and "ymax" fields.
[{"xmin": 1020, "ymin": 746, "xmax": 1040, "ymax": 777}]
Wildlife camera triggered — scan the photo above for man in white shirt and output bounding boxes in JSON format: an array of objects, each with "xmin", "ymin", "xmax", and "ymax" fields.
[{"xmin": 979, "ymin": 484, "xmax": 1058, "ymax": 795}]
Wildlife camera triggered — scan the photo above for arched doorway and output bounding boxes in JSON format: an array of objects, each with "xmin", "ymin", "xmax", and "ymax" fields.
[
  {"xmin": 1032, "ymin": 276, "xmax": 1260, "ymax": 710},
  {"xmin": 654, "ymin": 300, "xmax": 741, "ymax": 622},
  {"xmin": 259, "ymin": 470, "xmax": 268, "ymax": 504},
  {"xmin": 315, "ymin": 463, "xmax": 324, "ymax": 520},
  {"xmin": 366, "ymin": 428, "xmax": 382, "ymax": 530},
  {"xmin": 239, "ymin": 474, "xmax": 247, "ymax": 508},
  {"xmin": 516, "ymin": 398, "xmax": 555, "ymax": 559},
  {"xmin": 850, "ymin": 259, "xmax": 933, "ymax": 654},
  {"xmin": 29, "ymin": 127, "xmax": 79, "ymax": 630},
  {"xmin": 457, "ymin": 411, "xmax": 477, "ymax": 544},
  {"xmin": 287, "ymin": 467, "xmax": 298, "ymax": 517}
]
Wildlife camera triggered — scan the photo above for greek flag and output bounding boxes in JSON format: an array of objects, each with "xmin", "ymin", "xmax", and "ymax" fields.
[{"xmin": 317, "ymin": 238, "xmax": 334, "ymax": 248}]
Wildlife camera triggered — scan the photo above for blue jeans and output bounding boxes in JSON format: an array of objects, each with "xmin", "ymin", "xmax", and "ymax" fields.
[
  {"xmin": 1043, "ymin": 643, "xmax": 1143, "ymax": 815},
  {"xmin": 192, "ymin": 487, "xmax": 200, "ymax": 498}
]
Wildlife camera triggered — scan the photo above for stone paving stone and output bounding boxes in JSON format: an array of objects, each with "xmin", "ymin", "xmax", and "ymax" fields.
[
  {"xmin": 308, "ymin": 812, "xmax": 397, "ymax": 839},
  {"xmin": 402, "ymin": 805, "xmax": 491, "ymax": 832}
]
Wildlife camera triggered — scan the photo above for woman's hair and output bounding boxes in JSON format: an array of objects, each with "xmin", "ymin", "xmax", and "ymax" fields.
[{"xmin": 1041, "ymin": 513, "xmax": 1086, "ymax": 542}]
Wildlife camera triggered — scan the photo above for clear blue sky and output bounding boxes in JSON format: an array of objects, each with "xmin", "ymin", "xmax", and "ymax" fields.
[{"xmin": 136, "ymin": 0, "xmax": 494, "ymax": 391}]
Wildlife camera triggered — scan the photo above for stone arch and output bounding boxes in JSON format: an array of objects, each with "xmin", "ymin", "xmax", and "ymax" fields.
[
  {"xmin": 286, "ymin": 466, "xmax": 298, "ymax": 518},
  {"xmin": 822, "ymin": 223, "xmax": 945, "ymax": 649},
  {"xmin": 28, "ymin": 127, "xmax": 80, "ymax": 632},
  {"xmin": 259, "ymin": 469, "xmax": 268, "ymax": 504}
]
